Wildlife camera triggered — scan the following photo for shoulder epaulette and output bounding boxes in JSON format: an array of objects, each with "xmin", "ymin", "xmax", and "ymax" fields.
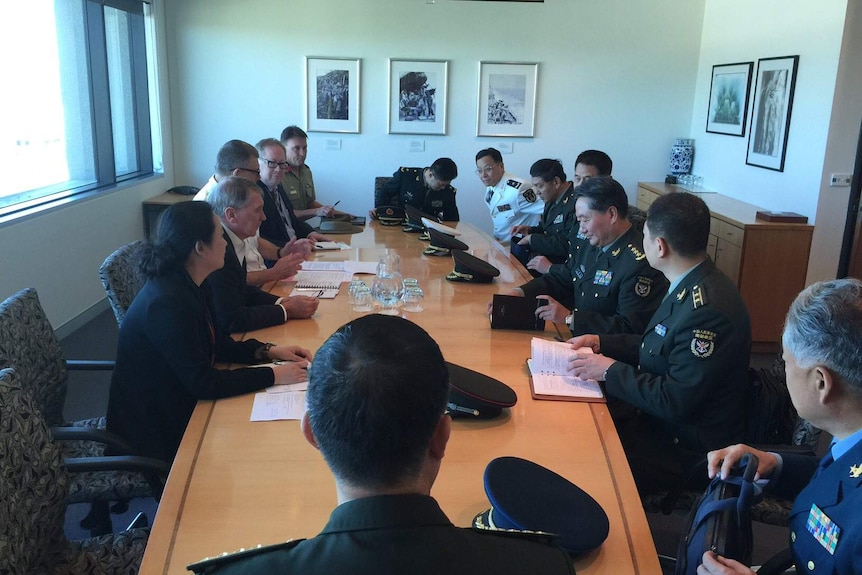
[
  {"xmin": 626, "ymin": 243, "xmax": 646, "ymax": 261},
  {"xmin": 507, "ymin": 179, "xmax": 522, "ymax": 190},
  {"xmin": 690, "ymin": 284, "xmax": 709, "ymax": 310},
  {"xmin": 187, "ymin": 539, "xmax": 304, "ymax": 574}
]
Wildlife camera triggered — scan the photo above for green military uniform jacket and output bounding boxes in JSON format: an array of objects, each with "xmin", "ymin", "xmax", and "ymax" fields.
[
  {"xmin": 187, "ymin": 494, "xmax": 574, "ymax": 575},
  {"xmin": 521, "ymin": 224, "xmax": 668, "ymax": 336},
  {"xmin": 281, "ymin": 164, "xmax": 316, "ymax": 211},
  {"xmin": 377, "ymin": 167, "xmax": 460, "ymax": 221},
  {"xmin": 527, "ymin": 183, "xmax": 576, "ymax": 263},
  {"xmin": 600, "ymin": 259, "xmax": 752, "ymax": 454}
]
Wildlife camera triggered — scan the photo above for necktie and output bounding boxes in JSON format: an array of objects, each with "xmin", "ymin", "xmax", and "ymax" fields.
[
  {"xmin": 485, "ymin": 189, "xmax": 493, "ymax": 204},
  {"xmin": 271, "ymin": 186, "xmax": 296, "ymax": 241}
]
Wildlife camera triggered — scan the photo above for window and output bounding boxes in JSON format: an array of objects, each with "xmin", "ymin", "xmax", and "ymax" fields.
[{"xmin": 0, "ymin": 0, "xmax": 153, "ymax": 218}]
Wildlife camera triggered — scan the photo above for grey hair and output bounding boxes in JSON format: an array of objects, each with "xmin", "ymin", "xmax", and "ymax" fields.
[
  {"xmin": 255, "ymin": 138, "xmax": 284, "ymax": 156},
  {"xmin": 782, "ymin": 278, "xmax": 862, "ymax": 393},
  {"xmin": 207, "ymin": 175, "xmax": 262, "ymax": 216}
]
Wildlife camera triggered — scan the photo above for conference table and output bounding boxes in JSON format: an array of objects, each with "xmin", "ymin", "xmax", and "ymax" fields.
[{"xmin": 139, "ymin": 221, "xmax": 661, "ymax": 575}]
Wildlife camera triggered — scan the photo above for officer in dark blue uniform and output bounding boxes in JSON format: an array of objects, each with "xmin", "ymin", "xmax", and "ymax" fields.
[
  {"xmin": 701, "ymin": 278, "xmax": 862, "ymax": 575},
  {"xmin": 373, "ymin": 158, "xmax": 459, "ymax": 221}
]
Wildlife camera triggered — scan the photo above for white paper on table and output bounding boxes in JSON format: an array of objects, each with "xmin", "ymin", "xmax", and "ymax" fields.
[
  {"xmin": 341, "ymin": 261, "xmax": 379, "ymax": 275},
  {"xmin": 300, "ymin": 261, "xmax": 346, "ymax": 271},
  {"xmin": 530, "ymin": 337, "xmax": 593, "ymax": 374},
  {"xmin": 250, "ymin": 390, "xmax": 307, "ymax": 421},
  {"xmin": 265, "ymin": 381, "xmax": 308, "ymax": 393},
  {"xmin": 313, "ymin": 241, "xmax": 350, "ymax": 250}
]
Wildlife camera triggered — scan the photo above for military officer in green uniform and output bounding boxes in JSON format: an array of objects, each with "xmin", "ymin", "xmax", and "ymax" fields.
[
  {"xmin": 510, "ymin": 159, "xmax": 576, "ymax": 265},
  {"xmin": 372, "ymin": 158, "xmax": 460, "ymax": 221},
  {"xmin": 188, "ymin": 315, "xmax": 574, "ymax": 575},
  {"xmin": 495, "ymin": 176, "xmax": 667, "ymax": 337},
  {"xmin": 567, "ymin": 192, "xmax": 752, "ymax": 495},
  {"xmin": 279, "ymin": 125, "xmax": 343, "ymax": 220}
]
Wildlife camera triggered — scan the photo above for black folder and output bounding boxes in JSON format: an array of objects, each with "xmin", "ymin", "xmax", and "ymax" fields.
[{"xmin": 489, "ymin": 294, "xmax": 546, "ymax": 331}]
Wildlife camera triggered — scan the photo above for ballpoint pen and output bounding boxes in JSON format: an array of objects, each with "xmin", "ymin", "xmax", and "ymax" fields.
[{"xmin": 332, "ymin": 200, "xmax": 341, "ymax": 208}]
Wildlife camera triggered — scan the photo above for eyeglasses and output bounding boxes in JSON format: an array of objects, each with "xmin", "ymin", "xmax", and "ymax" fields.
[
  {"xmin": 259, "ymin": 158, "xmax": 290, "ymax": 169},
  {"xmin": 475, "ymin": 164, "xmax": 500, "ymax": 176},
  {"xmin": 235, "ymin": 167, "xmax": 261, "ymax": 176}
]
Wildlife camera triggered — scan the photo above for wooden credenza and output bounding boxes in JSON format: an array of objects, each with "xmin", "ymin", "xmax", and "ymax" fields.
[{"xmin": 637, "ymin": 182, "xmax": 813, "ymax": 348}]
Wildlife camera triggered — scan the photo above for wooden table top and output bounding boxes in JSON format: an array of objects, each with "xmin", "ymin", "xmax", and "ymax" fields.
[{"xmin": 139, "ymin": 221, "xmax": 661, "ymax": 575}]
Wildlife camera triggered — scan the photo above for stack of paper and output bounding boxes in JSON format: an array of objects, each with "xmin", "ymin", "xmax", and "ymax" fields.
[{"xmin": 528, "ymin": 338, "xmax": 604, "ymax": 402}]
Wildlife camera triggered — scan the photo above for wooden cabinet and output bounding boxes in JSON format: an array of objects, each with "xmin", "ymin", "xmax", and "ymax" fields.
[{"xmin": 637, "ymin": 182, "xmax": 813, "ymax": 348}]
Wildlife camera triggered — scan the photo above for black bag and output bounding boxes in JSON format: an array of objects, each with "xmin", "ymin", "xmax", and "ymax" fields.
[
  {"xmin": 674, "ymin": 455, "xmax": 763, "ymax": 575},
  {"xmin": 744, "ymin": 363, "xmax": 797, "ymax": 445}
]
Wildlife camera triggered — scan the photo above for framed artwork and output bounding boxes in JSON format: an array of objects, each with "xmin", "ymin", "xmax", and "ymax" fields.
[
  {"xmin": 477, "ymin": 61, "xmax": 538, "ymax": 137},
  {"xmin": 305, "ymin": 56, "xmax": 360, "ymax": 133},
  {"xmin": 388, "ymin": 59, "xmax": 448, "ymax": 135},
  {"xmin": 746, "ymin": 55, "xmax": 799, "ymax": 171},
  {"xmin": 705, "ymin": 62, "xmax": 753, "ymax": 136}
]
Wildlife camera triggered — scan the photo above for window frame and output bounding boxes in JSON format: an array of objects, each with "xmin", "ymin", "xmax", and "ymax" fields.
[{"xmin": 0, "ymin": 0, "xmax": 154, "ymax": 221}]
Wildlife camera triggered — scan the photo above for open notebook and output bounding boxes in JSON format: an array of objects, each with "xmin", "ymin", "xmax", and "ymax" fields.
[{"xmin": 528, "ymin": 338, "xmax": 604, "ymax": 403}]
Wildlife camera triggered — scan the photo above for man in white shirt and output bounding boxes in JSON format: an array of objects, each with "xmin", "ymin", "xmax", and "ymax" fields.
[{"xmin": 475, "ymin": 148, "xmax": 542, "ymax": 245}]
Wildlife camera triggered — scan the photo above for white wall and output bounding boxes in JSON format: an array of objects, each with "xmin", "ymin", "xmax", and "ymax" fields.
[
  {"xmin": 691, "ymin": 0, "xmax": 856, "ymax": 283},
  {"xmin": 0, "ymin": 0, "xmax": 176, "ymax": 332},
  {"xmin": 166, "ymin": 0, "xmax": 705, "ymax": 236}
]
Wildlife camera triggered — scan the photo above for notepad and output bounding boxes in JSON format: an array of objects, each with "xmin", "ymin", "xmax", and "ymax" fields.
[
  {"xmin": 250, "ymin": 390, "xmax": 307, "ymax": 421},
  {"xmin": 313, "ymin": 241, "xmax": 349, "ymax": 250},
  {"xmin": 293, "ymin": 270, "xmax": 351, "ymax": 289},
  {"xmin": 528, "ymin": 338, "xmax": 604, "ymax": 402}
]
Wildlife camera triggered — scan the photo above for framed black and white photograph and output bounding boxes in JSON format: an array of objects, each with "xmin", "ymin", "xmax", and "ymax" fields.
[
  {"xmin": 706, "ymin": 62, "xmax": 753, "ymax": 136},
  {"xmin": 305, "ymin": 56, "xmax": 360, "ymax": 133},
  {"xmin": 388, "ymin": 59, "xmax": 448, "ymax": 135},
  {"xmin": 746, "ymin": 55, "xmax": 799, "ymax": 171},
  {"xmin": 477, "ymin": 61, "xmax": 538, "ymax": 138}
]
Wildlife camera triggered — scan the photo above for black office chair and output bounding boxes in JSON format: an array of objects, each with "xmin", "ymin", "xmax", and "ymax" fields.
[{"xmin": 100, "ymin": 240, "xmax": 147, "ymax": 327}]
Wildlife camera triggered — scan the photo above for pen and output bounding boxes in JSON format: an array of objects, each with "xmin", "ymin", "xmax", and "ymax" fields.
[{"xmin": 332, "ymin": 200, "xmax": 340, "ymax": 207}]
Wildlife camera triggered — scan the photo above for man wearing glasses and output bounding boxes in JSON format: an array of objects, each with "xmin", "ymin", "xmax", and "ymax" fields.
[
  {"xmin": 194, "ymin": 139, "xmax": 311, "ymax": 286},
  {"xmin": 255, "ymin": 138, "xmax": 331, "ymax": 249},
  {"xmin": 475, "ymin": 147, "xmax": 542, "ymax": 245}
]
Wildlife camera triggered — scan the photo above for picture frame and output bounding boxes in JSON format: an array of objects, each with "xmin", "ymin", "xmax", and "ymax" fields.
[
  {"xmin": 388, "ymin": 59, "xmax": 448, "ymax": 135},
  {"xmin": 746, "ymin": 55, "xmax": 799, "ymax": 171},
  {"xmin": 477, "ymin": 61, "xmax": 538, "ymax": 137},
  {"xmin": 705, "ymin": 62, "xmax": 753, "ymax": 136},
  {"xmin": 305, "ymin": 56, "xmax": 360, "ymax": 133}
]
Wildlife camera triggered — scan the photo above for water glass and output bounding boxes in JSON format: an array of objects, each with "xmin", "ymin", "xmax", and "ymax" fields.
[
  {"xmin": 352, "ymin": 287, "xmax": 374, "ymax": 312},
  {"xmin": 347, "ymin": 280, "xmax": 367, "ymax": 305},
  {"xmin": 402, "ymin": 287, "xmax": 424, "ymax": 312},
  {"xmin": 372, "ymin": 275, "xmax": 404, "ymax": 315}
]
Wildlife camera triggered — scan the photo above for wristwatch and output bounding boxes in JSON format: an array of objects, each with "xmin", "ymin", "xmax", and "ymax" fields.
[{"xmin": 255, "ymin": 342, "xmax": 276, "ymax": 361}]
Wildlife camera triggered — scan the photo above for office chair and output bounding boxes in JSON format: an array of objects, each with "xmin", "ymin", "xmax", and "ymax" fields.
[
  {"xmin": 99, "ymin": 240, "xmax": 147, "ymax": 327},
  {"xmin": 0, "ymin": 368, "xmax": 168, "ymax": 574},
  {"xmin": 373, "ymin": 176, "xmax": 392, "ymax": 208},
  {"xmin": 0, "ymin": 287, "xmax": 160, "ymax": 533}
]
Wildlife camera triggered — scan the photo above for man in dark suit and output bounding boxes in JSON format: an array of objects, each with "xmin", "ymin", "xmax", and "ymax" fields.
[
  {"xmin": 188, "ymin": 315, "xmax": 574, "ymax": 575},
  {"xmin": 206, "ymin": 177, "xmax": 318, "ymax": 334},
  {"xmin": 255, "ymin": 138, "xmax": 330, "ymax": 249},
  {"xmin": 700, "ymin": 278, "xmax": 862, "ymax": 575},
  {"xmin": 567, "ymin": 192, "xmax": 752, "ymax": 494}
]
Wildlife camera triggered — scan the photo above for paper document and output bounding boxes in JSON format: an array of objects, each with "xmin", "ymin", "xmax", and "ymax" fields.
[
  {"xmin": 250, "ymin": 390, "xmax": 307, "ymax": 421},
  {"xmin": 288, "ymin": 288, "xmax": 339, "ymax": 299},
  {"xmin": 265, "ymin": 381, "xmax": 308, "ymax": 394},
  {"xmin": 300, "ymin": 261, "xmax": 347, "ymax": 271},
  {"xmin": 292, "ymin": 270, "xmax": 352, "ymax": 288},
  {"xmin": 298, "ymin": 261, "xmax": 379, "ymax": 275},
  {"xmin": 528, "ymin": 338, "xmax": 604, "ymax": 402}
]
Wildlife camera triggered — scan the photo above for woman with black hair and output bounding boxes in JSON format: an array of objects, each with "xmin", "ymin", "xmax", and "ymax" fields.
[{"xmin": 107, "ymin": 201, "xmax": 311, "ymax": 463}]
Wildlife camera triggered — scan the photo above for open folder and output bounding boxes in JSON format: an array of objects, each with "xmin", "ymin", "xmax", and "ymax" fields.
[{"xmin": 528, "ymin": 338, "xmax": 605, "ymax": 403}]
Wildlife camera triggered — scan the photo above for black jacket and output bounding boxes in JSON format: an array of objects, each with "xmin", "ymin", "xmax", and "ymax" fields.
[{"xmin": 258, "ymin": 181, "xmax": 314, "ymax": 246}]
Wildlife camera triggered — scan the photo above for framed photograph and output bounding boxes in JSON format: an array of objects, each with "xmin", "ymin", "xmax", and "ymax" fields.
[
  {"xmin": 746, "ymin": 55, "xmax": 799, "ymax": 171},
  {"xmin": 388, "ymin": 59, "xmax": 448, "ymax": 135},
  {"xmin": 305, "ymin": 56, "xmax": 360, "ymax": 133},
  {"xmin": 477, "ymin": 61, "xmax": 538, "ymax": 137},
  {"xmin": 705, "ymin": 62, "xmax": 753, "ymax": 136}
]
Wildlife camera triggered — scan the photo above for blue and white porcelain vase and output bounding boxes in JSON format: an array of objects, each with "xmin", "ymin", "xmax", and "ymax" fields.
[{"xmin": 669, "ymin": 138, "xmax": 694, "ymax": 175}]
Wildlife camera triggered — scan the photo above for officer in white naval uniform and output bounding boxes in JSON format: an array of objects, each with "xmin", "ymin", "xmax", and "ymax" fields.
[{"xmin": 475, "ymin": 148, "xmax": 542, "ymax": 245}]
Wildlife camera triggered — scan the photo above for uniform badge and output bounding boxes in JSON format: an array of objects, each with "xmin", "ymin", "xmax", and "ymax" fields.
[
  {"xmin": 507, "ymin": 179, "xmax": 522, "ymax": 189},
  {"xmin": 593, "ymin": 270, "xmax": 613, "ymax": 286},
  {"xmin": 553, "ymin": 214, "xmax": 564, "ymax": 224},
  {"xmin": 690, "ymin": 329, "xmax": 716, "ymax": 358},
  {"xmin": 676, "ymin": 288, "xmax": 687, "ymax": 302},
  {"xmin": 431, "ymin": 200, "xmax": 443, "ymax": 208},
  {"xmin": 523, "ymin": 188, "xmax": 537, "ymax": 203},
  {"xmin": 628, "ymin": 244, "xmax": 646, "ymax": 261},
  {"xmin": 635, "ymin": 276, "xmax": 652, "ymax": 298},
  {"xmin": 574, "ymin": 264, "xmax": 586, "ymax": 280},
  {"xmin": 654, "ymin": 324, "xmax": 667, "ymax": 337},
  {"xmin": 851, "ymin": 464, "xmax": 862, "ymax": 479},
  {"xmin": 497, "ymin": 203, "xmax": 512, "ymax": 213},
  {"xmin": 806, "ymin": 503, "xmax": 840, "ymax": 555},
  {"xmin": 612, "ymin": 247, "xmax": 621, "ymax": 257}
]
